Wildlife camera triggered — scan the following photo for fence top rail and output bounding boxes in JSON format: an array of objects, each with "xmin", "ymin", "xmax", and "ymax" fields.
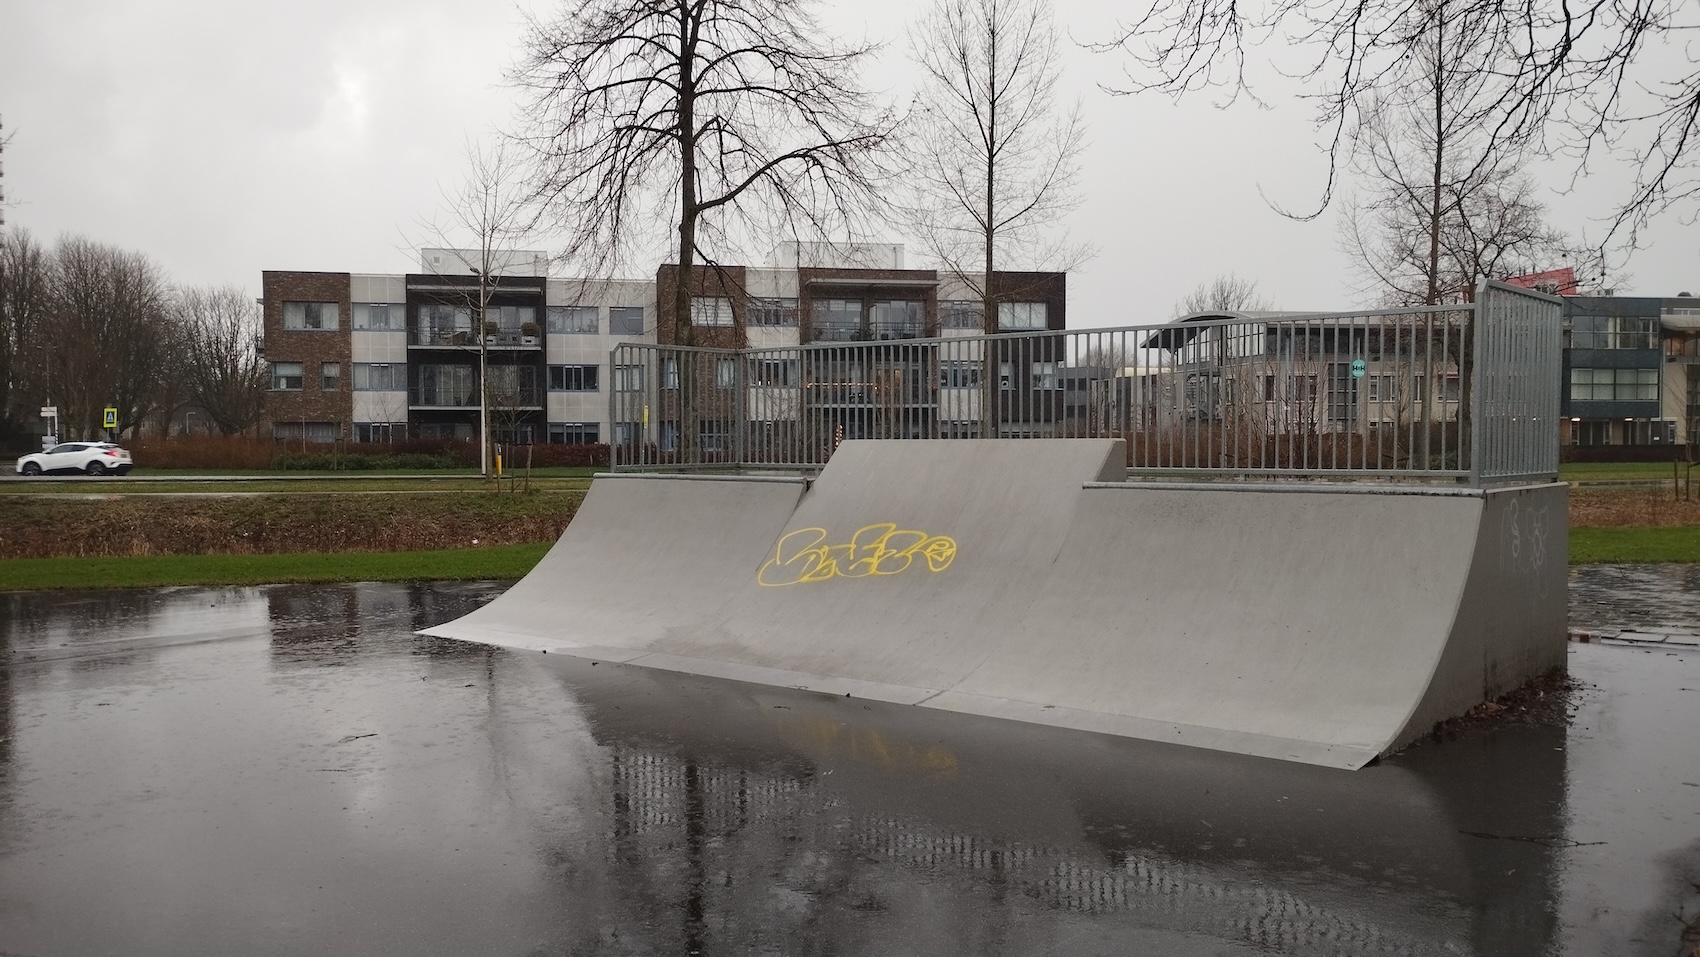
[
  {"xmin": 1480, "ymin": 279, "xmax": 1565, "ymax": 305},
  {"xmin": 611, "ymin": 306, "xmax": 1481, "ymax": 359}
]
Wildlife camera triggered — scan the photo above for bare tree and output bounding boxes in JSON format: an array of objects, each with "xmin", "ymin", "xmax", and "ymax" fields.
[
  {"xmin": 1097, "ymin": 0, "xmax": 1700, "ymax": 247},
  {"xmin": 47, "ymin": 236, "xmax": 172, "ymax": 439},
  {"xmin": 1174, "ymin": 274, "xmax": 1272, "ymax": 316},
  {"xmin": 903, "ymin": 0, "xmax": 1088, "ymax": 325},
  {"xmin": 0, "ymin": 228, "xmax": 50, "ymax": 445},
  {"xmin": 511, "ymin": 0, "xmax": 896, "ymax": 346},
  {"xmin": 175, "ymin": 285, "xmax": 267, "ymax": 435}
]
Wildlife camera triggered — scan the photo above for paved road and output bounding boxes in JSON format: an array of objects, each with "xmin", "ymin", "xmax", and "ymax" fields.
[{"xmin": 0, "ymin": 581, "xmax": 1696, "ymax": 955}]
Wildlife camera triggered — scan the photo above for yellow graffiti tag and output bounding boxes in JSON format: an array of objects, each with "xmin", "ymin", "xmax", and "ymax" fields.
[{"xmin": 757, "ymin": 524, "xmax": 957, "ymax": 586}]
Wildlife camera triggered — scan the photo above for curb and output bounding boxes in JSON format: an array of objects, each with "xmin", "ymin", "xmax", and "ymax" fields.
[{"xmin": 1569, "ymin": 627, "xmax": 1700, "ymax": 648}]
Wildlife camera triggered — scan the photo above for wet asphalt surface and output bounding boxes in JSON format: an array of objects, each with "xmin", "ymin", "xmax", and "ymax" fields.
[{"xmin": 0, "ymin": 570, "xmax": 1695, "ymax": 956}]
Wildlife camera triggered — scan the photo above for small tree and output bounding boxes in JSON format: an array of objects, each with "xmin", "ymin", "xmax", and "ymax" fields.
[
  {"xmin": 416, "ymin": 140, "xmax": 537, "ymax": 476},
  {"xmin": 903, "ymin": 0, "xmax": 1088, "ymax": 318}
]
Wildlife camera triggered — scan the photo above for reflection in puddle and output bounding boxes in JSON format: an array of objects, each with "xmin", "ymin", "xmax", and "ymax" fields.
[{"xmin": 0, "ymin": 580, "xmax": 1692, "ymax": 955}]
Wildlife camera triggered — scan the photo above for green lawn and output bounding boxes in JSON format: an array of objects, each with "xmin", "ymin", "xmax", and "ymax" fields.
[
  {"xmin": 134, "ymin": 466, "xmax": 603, "ymax": 479},
  {"xmin": 1560, "ymin": 461, "xmax": 1693, "ymax": 483},
  {"xmin": 1569, "ymin": 527, "xmax": 1700, "ymax": 564},
  {"xmin": 0, "ymin": 543, "xmax": 553, "ymax": 592}
]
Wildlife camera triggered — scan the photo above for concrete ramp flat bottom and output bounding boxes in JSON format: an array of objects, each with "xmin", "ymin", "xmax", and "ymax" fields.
[{"xmin": 423, "ymin": 440, "xmax": 1567, "ymax": 769}]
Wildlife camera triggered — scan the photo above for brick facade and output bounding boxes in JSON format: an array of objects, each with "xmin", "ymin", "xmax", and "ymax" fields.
[{"xmin": 261, "ymin": 271, "xmax": 352, "ymax": 441}]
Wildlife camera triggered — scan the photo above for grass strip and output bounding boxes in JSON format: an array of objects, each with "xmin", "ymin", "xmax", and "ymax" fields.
[
  {"xmin": 1560, "ymin": 461, "xmax": 1690, "ymax": 483},
  {"xmin": 0, "ymin": 543, "xmax": 552, "ymax": 591},
  {"xmin": 1569, "ymin": 526, "xmax": 1700, "ymax": 564}
]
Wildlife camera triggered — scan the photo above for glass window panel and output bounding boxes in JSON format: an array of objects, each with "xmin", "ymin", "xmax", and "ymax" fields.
[
  {"xmin": 547, "ymin": 306, "xmax": 599, "ymax": 334},
  {"xmin": 997, "ymin": 302, "xmax": 1047, "ymax": 331},
  {"xmin": 609, "ymin": 306, "xmax": 645, "ymax": 336},
  {"xmin": 690, "ymin": 297, "xmax": 734, "ymax": 326},
  {"xmin": 270, "ymin": 362, "xmax": 303, "ymax": 390}
]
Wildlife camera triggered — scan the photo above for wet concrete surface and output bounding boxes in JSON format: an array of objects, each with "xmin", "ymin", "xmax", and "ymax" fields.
[{"xmin": 0, "ymin": 575, "xmax": 1694, "ymax": 956}]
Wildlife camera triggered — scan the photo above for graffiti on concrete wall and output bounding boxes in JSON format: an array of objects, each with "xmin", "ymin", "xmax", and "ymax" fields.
[
  {"xmin": 758, "ymin": 524, "xmax": 958, "ymax": 586},
  {"xmin": 1498, "ymin": 496, "xmax": 1554, "ymax": 598}
]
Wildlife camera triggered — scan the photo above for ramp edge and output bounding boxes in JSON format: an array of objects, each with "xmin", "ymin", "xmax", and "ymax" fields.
[{"xmin": 425, "ymin": 628, "xmax": 1377, "ymax": 770}]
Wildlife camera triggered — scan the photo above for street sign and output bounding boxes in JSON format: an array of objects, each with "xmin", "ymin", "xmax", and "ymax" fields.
[
  {"xmin": 103, "ymin": 407, "xmax": 118, "ymax": 428},
  {"xmin": 40, "ymin": 406, "xmax": 56, "ymax": 417},
  {"xmin": 1350, "ymin": 358, "xmax": 1367, "ymax": 379}
]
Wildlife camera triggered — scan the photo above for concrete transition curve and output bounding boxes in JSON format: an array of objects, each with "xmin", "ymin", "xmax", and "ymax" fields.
[{"xmin": 423, "ymin": 439, "xmax": 1568, "ymax": 769}]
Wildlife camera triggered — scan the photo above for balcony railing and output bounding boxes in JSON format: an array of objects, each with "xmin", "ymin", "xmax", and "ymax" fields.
[
  {"xmin": 410, "ymin": 386, "xmax": 543, "ymax": 407},
  {"xmin": 410, "ymin": 327, "xmax": 542, "ymax": 348}
]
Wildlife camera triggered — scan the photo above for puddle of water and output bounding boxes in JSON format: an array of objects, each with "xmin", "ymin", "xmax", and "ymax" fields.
[{"xmin": 0, "ymin": 580, "xmax": 1693, "ymax": 956}]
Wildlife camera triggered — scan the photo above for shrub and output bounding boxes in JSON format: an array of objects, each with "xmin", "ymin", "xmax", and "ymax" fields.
[
  {"xmin": 497, "ymin": 443, "xmax": 610, "ymax": 469},
  {"xmin": 127, "ymin": 435, "xmax": 276, "ymax": 470}
]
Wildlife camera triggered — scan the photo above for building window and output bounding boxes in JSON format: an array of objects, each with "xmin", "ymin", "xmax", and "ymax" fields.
[
  {"xmin": 549, "ymin": 364, "xmax": 599, "ymax": 392},
  {"xmin": 319, "ymin": 362, "xmax": 341, "ymax": 391},
  {"xmin": 812, "ymin": 299, "xmax": 862, "ymax": 341},
  {"xmin": 940, "ymin": 300, "xmax": 983, "ymax": 330},
  {"xmin": 661, "ymin": 358, "xmax": 680, "ymax": 390},
  {"xmin": 939, "ymin": 361, "xmax": 981, "ymax": 389},
  {"xmin": 613, "ymin": 422, "xmax": 640, "ymax": 445},
  {"xmin": 748, "ymin": 298, "xmax": 799, "ymax": 327},
  {"xmin": 869, "ymin": 300, "xmax": 924, "ymax": 339},
  {"xmin": 352, "ymin": 363, "xmax": 404, "ymax": 391},
  {"xmin": 414, "ymin": 364, "xmax": 478, "ymax": 406},
  {"xmin": 609, "ymin": 306, "xmax": 645, "ymax": 336},
  {"xmin": 1285, "ymin": 374, "xmax": 1319, "ymax": 401},
  {"xmin": 698, "ymin": 419, "xmax": 732, "ymax": 452},
  {"xmin": 613, "ymin": 364, "xmax": 646, "ymax": 392},
  {"xmin": 1031, "ymin": 361, "xmax": 1060, "ymax": 390},
  {"xmin": 659, "ymin": 420, "xmax": 679, "ymax": 452},
  {"xmin": 355, "ymin": 422, "xmax": 405, "ymax": 443},
  {"xmin": 549, "ymin": 423, "xmax": 600, "ymax": 444},
  {"xmin": 690, "ymin": 297, "xmax": 734, "ymax": 327},
  {"xmin": 417, "ymin": 304, "xmax": 473, "ymax": 344},
  {"xmin": 270, "ymin": 361, "xmax": 303, "ymax": 391},
  {"xmin": 715, "ymin": 358, "xmax": 738, "ymax": 389},
  {"xmin": 283, "ymin": 302, "xmax": 339, "ymax": 331},
  {"xmin": 1570, "ymin": 315, "xmax": 1658, "ymax": 350},
  {"xmin": 753, "ymin": 359, "xmax": 798, "ymax": 387},
  {"xmin": 547, "ymin": 306, "xmax": 599, "ymax": 334},
  {"xmin": 272, "ymin": 421, "xmax": 338, "ymax": 443},
  {"xmin": 997, "ymin": 302, "xmax": 1047, "ymax": 331},
  {"xmin": 1571, "ymin": 367, "xmax": 1658, "ymax": 401},
  {"xmin": 352, "ymin": 303, "xmax": 398, "ymax": 330}
]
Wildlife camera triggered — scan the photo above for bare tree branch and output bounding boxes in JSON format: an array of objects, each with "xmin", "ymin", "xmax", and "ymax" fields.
[
  {"xmin": 511, "ymin": 0, "xmax": 897, "ymax": 347},
  {"xmin": 1092, "ymin": 0, "xmax": 1699, "ymax": 246}
]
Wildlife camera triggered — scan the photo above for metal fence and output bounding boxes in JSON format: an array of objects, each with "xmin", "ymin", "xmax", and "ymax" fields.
[{"xmin": 607, "ymin": 282, "xmax": 1561, "ymax": 485}]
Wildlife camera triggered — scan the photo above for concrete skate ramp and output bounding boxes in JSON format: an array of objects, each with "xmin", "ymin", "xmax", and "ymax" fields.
[{"xmin": 423, "ymin": 439, "xmax": 1567, "ymax": 769}]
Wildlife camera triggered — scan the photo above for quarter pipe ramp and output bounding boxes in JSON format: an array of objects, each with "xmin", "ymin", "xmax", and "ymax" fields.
[{"xmin": 423, "ymin": 439, "xmax": 1567, "ymax": 769}]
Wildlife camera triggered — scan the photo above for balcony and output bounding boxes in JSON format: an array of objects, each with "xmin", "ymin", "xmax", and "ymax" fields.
[
  {"xmin": 410, "ymin": 327, "xmax": 542, "ymax": 349},
  {"xmin": 409, "ymin": 386, "xmax": 544, "ymax": 409}
]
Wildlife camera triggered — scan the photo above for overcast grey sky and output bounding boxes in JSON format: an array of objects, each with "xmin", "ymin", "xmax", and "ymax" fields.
[{"xmin": 2, "ymin": 0, "xmax": 1694, "ymax": 326}]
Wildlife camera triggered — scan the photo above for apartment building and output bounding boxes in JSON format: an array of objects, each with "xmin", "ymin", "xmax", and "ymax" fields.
[
  {"xmin": 261, "ymin": 245, "xmax": 1065, "ymax": 446},
  {"xmin": 1561, "ymin": 291, "xmax": 1700, "ymax": 447}
]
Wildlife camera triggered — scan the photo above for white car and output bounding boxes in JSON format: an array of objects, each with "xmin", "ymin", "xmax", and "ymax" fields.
[{"xmin": 16, "ymin": 442, "xmax": 134, "ymax": 476}]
